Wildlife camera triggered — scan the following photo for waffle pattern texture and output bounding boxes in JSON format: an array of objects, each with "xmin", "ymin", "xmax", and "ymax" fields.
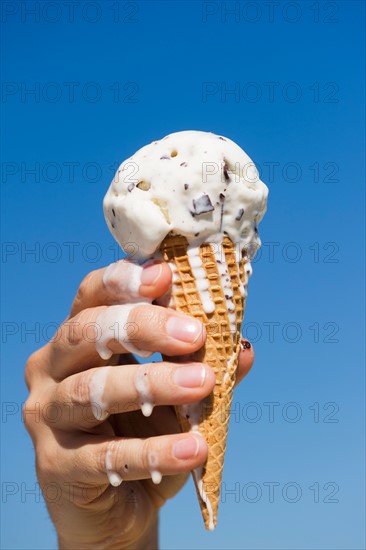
[{"xmin": 160, "ymin": 234, "xmax": 247, "ymax": 530}]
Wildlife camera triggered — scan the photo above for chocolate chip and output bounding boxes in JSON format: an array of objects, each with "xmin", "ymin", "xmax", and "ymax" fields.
[
  {"xmin": 127, "ymin": 183, "xmax": 135, "ymax": 192},
  {"xmin": 219, "ymin": 193, "xmax": 225, "ymax": 201},
  {"xmin": 112, "ymin": 208, "xmax": 115, "ymax": 217},
  {"xmin": 223, "ymin": 163, "xmax": 230, "ymax": 181},
  {"xmin": 192, "ymin": 194, "xmax": 214, "ymax": 215},
  {"xmin": 194, "ymin": 232, "xmax": 200, "ymax": 237},
  {"xmin": 218, "ymin": 136, "xmax": 226, "ymax": 141},
  {"xmin": 235, "ymin": 208, "xmax": 244, "ymax": 221},
  {"xmin": 124, "ymin": 464, "xmax": 129, "ymax": 470},
  {"xmin": 160, "ymin": 155, "xmax": 170, "ymax": 160},
  {"xmin": 184, "ymin": 183, "xmax": 189, "ymax": 190},
  {"xmin": 111, "ymin": 222, "xmax": 115, "ymax": 228},
  {"xmin": 180, "ymin": 162, "xmax": 188, "ymax": 167}
]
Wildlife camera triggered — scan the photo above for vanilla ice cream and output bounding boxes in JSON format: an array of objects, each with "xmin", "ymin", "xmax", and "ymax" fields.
[{"xmin": 103, "ymin": 130, "xmax": 268, "ymax": 260}]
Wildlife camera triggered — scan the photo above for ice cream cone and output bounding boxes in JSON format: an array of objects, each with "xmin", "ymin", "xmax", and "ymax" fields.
[
  {"xmin": 160, "ymin": 233, "xmax": 248, "ymax": 530},
  {"xmin": 103, "ymin": 130, "xmax": 268, "ymax": 530}
]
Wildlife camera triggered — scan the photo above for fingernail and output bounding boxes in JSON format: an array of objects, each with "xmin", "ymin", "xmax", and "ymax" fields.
[
  {"xmin": 173, "ymin": 365, "xmax": 206, "ymax": 388},
  {"xmin": 241, "ymin": 338, "xmax": 251, "ymax": 350},
  {"xmin": 166, "ymin": 316, "xmax": 202, "ymax": 343},
  {"xmin": 140, "ymin": 263, "xmax": 163, "ymax": 286},
  {"xmin": 173, "ymin": 437, "xmax": 200, "ymax": 460}
]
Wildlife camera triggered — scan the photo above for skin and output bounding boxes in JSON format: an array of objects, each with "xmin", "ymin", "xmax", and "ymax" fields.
[{"xmin": 23, "ymin": 260, "xmax": 254, "ymax": 549}]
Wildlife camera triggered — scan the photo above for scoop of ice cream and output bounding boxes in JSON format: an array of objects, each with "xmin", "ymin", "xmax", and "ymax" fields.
[{"xmin": 103, "ymin": 130, "xmax": 268, "ymax": 260}]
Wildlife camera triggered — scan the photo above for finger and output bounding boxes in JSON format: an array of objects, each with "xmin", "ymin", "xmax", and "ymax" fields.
[
  {"xmin": 235, "ymin": 339, "xmax": 255, "ymax": 387},
  {"xmin": 46, "ymin": 362, "xmax": 216, "ymax": 430},
  {"xmin": 70, "ymin": 260, "xmax": 172, "ymax": 317},
  {"xmin": 46, "ymin": 305, "xmax": 206, "ymax": 380},
  {"xmin": 45, "ymin": 431, "xmax": 208, "ymax": 487}
]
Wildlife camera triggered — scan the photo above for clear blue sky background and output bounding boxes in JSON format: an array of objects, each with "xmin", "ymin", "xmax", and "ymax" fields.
[{"xmin": 1, "ymin": 1, "xmax": 365, "ymax": 548}]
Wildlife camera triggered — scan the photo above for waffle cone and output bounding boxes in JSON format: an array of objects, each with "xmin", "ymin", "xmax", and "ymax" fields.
[{"xmin": 160, "ymin": 234, "xmax": 247, "ymax": 530}]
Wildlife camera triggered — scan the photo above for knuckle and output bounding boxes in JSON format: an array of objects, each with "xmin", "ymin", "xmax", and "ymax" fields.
[
  {"xmin": 64, "ymin": 310, "xmax": 89, "ymax": 346},
  {"xmin": 24, "ymin": 350, "xmax": 43, "ymax": 389},
  {"xmin": 150, "ymin": 364, "xmax": 170, "ymax": 391},
  {"xmin": 69, "ymin": 372, "xmax": 92, "ymax": 408},
  {"xmin": 72, "ymin": 271, "xmax": 95, "ymax": 311},
  {"xmin": 132, "ymin": 306, "xmax": 167, "ymax": 335},
  {"xmin": 36, "ymin": 444, "xmax": 58, "ymax": 478},
  {"xmin": 141, "ymin": 437, "xmax": 158, "ymax": 473},
  {"xmin": 96, "ymin": 444, "xmax": 106, "ymax": 475},
  {"xmin": 77, "ymin": 271, "xmax": 94, "ymax": 301},
  {"xmin": 22, "ymin": 398, "xmax": 38, "ymax": 434},
  {"xmin": 98, "ymin": 441, "xmax": 116, "ymax": 476},
  {"xmin": 104, "ymin": 260, "xmax": 128, "ymax": 293},
  {"xmin": 41, "ymin": 400, "xmax": 62, "ymax": 427}
]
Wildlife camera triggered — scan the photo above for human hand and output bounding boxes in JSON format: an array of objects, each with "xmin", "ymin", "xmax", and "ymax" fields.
[{"xmin": 23, "ymin": 259, "xmax": 254, "ymax": 549}]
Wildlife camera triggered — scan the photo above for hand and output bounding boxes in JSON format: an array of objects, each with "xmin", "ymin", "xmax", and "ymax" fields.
[{"xmin": 23, "ymin": 259, "xmax": 255, "ymax": 549}]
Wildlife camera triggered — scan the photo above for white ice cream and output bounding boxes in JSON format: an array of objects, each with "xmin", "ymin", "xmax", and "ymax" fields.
[{"xmin": 103, "ymin": 130, "xmax": 268, "ymax": 260}]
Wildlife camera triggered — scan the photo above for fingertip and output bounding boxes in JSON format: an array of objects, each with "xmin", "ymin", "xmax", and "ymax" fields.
[
  {"xmin": 140, "ymin": 261, "xmax": 172, "ymax": 299},
  {"xmin": 203, "ymin": 364, "xmax": 216, "ymax": 391},
  {"xmin": 195, "ymin": 321, "xmax": 207, "ymax": 350},
  {"xmin": 236, "ymin": 339, "xmax": 255, "ymax": 386},
  {"xmin": 195, "ymin": 434, "xmax": 209, "ymax": 463},
  {"xmin": 165, "ymin": 315, "xmax": 206, "ymax": 349}
]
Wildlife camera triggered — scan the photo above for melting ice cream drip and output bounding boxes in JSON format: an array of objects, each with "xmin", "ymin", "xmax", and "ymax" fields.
[
  {"xmin": 147, "ymin": 451, "xmax": 162, "ymax": 485},
  {"xmin": 212, "ymin": 242, "xmax": 236, "ymax": 339},
  {"xmin": 95, "ymin": 304, "xmax": 153, "ymax": 360},
  {"xmin": 180, "ymin": 401, "xmax": 203, "ymax": 433},
  {"xmin": 170, "ymin": 262, "xmax": 180, "ymax": 283},
  {"xmin": 134, "ymin": 364, "xmax": 154, "ymax": 417},
  {"xmin": 103, "ymin": 260, "xmax": 145, "ymax": 302},
  {"xmin": 244, "ymin": 260, "xmax": 253, "ymax": 295},
  {"xmin": 234, "ymin": 244, "xmax": 246, "ymax": 298},
  {"xmin": 223, "ymin": 351, "xmax": 236, "ymax": 384},
  {"xmin": 105, "ymin": 448, "xmax": 123, "ymax": 487},
  {"xmin": 187, "ymin": 247, "xmax": 215, "ymax": 314},
  {"xmin": 167, "ymin": 261, "xmax": 179, "ymax": 307},
  {"xmin": 179, "ymin": 402, "xmax": 216, "ymax": 528},
  {"xmin": 194, "ymin": 467, "xmax": 215, "ymax": 531},
  {"xmin": 89, "ymin": 367, "xmax": 111, "ymax": 421}
]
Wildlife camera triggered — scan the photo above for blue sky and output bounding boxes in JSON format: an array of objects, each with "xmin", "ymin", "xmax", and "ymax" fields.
[{"xmin": 1, "ymin": 1, "xmax": 365, "ymax": 548}]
